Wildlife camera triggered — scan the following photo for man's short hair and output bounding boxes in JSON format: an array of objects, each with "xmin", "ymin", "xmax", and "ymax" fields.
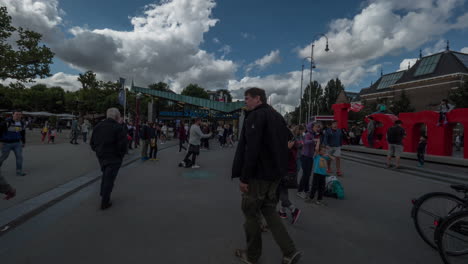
[
  {"xmin": 332, "ymin": 120, "xmax": 338, "ymax": 124},
  {"xmin": 244, "ymin": 87, "xmax": 267, "ymax": 104},
  {"xmin": 395, "ymin": 120, "xmax": 403, "ymax": 125},
  {"xmin": 106, "ymin": 108, "xmax": 121, "ymax": 121},
  {"xmin": 12, "ymin": 110, "xmax": 22, "ymax": 114}
]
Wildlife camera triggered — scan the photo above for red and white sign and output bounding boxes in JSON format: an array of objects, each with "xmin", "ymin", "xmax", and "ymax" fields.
[{"xmin": 349, "ymin": 103, "xmax": 364, "ymax": 112}]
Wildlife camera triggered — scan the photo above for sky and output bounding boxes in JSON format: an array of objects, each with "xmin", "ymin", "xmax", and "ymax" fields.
[{"xmin": 1, "ymin": 0, "xmax": 468, "ymax": 113}]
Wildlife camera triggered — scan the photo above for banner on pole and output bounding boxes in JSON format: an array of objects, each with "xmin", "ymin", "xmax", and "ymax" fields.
[
  {"xmin": 349, "ymin": 103, "xmax": 364, "ymax": 112},
  {"xmin": 118, "ymin": 78, "xmax": 126, "ymax": 106}
]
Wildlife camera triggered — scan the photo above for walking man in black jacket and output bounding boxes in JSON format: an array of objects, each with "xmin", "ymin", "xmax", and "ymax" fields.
[
  {"xmin": 90, "ymin": 108, "xmax": 127, "ymax": 210},
  {"xmin": 232, "ymin": 88, "xmax": 302, "ymax": 264}
]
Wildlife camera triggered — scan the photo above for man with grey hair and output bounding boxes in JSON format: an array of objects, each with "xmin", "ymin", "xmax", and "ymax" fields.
[{"xmin": 90, "ymin": 108, "xmax": 127, "ymax": 210}]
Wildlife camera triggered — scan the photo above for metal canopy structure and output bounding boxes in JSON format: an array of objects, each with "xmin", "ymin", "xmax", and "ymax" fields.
[{"xmin": 131, "ymin": 86, "xmax": 245, "ymax": 113}]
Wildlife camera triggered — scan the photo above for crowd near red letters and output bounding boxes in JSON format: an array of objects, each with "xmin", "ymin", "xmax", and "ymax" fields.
[{"xmin": 332, "ymin": 103, "xmax": 468, "ymax": 159}]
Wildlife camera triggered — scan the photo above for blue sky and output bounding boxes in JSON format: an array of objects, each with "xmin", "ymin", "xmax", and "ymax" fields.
[{"xmin": 2, "ymin": 0, "xmax": 468, "ymax": 111}]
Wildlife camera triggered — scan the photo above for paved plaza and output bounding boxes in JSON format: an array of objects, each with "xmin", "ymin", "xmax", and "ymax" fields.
[{"xmin": 0, "ymin": 141, "xmax": 448, "ymax": 264}]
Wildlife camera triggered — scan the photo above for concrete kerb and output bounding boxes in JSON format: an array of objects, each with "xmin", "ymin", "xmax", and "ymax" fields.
[
  {"xmin": 0, "ymin": 143, "xmax": 178, "ymax": 235},
  {"xmin": 342, "ymin": 152, "xmax": 468, "ymax": 185},
  {"xmin": 342, "ymin": 145, "xmax": 468, "ymax": 167}
]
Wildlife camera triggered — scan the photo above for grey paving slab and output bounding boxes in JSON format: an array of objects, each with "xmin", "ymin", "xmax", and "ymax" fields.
[
  {"xmin": 0, "ymin": 142, "xmax": 445, "ymax": 264},
  {"xmin": 0, "ymin": 137, "xmax": 176, "ymax": 211}
]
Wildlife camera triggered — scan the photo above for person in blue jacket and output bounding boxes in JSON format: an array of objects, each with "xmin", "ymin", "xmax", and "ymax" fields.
[{"xmin": 0, "ymin": 111, "xmax": 27, "ymax": 177}]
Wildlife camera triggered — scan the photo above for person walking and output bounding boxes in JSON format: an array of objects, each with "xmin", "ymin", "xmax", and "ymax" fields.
[
  {"xmin": 90, "ymin": 108, "xmax": 127, "ymax": 210},
  {"xmin": 232, "ymin": 87, "xmax": 302, "ymax": 264},
  {"xmin": 417, "ymin": 135, "xmax": 427, "ymax": 167},
  {"xmin": 183, "ymin": 118, "xmax": 212, "ymax": 169},
  {"xmin": 386, "ymin": 120, "xmax": 406, "ymax": 169},
  {"xmin": 217, "ymin": 124, "xmax": 225, "ymax": 147},
  {"xmin": 0, "ymin": 111, "xmax": 27, "ymax": 176},
  {"xmin": 0, "ymin": 117, "xmax": 17, "ymax": 200},
  {"xmin": 149, "ymin": 123, "xmax": 158, "ymax": 161},
  {"xmin": 41, "ymin": 122, "xmax": 48, "ymax": 143},
  {"xmin": 81, "ymin": 120, "xmax": 90, "ymax": 143},
  {"xmin": 367, "ymin": 116, "xmax": 376, "ymax": 148},
  {"xmin": 278, "ymin": 131, "xmax": 301, "ymax": 225},
  {"xmin": 178, "ymin": 123, "xmax": 187, "ymax": 152},
  {"xmin": 323, "ymin": 120, "xmax": 344, "ymax": 176},
  {"xmin": 437, "ymin": 99, "xmax": 454, "ymax": 126},
  {"xmin": 161, "ymin": 123, "xmax": 167, "ymax": 144},
  {"xmin": 455, "ymin": 133, "xmax": 462, "ymax": 151},
  {"xmin": 70, "ymin": 118, "xmax": 79, "ymax": 145},
  {"xmin": 48, "ymin": 127, "xmax": 57, "ymax": 144},
  {"xmin": 296, "ymin": 122, "xmax": 320, "ymax": 199},
  {"xmin": 140, "ymin": 121, "xmax": 150, "ymax": 161},
  {"xmin": 0, "ymin": 170, "xmax": 16, "ymax": 200}
]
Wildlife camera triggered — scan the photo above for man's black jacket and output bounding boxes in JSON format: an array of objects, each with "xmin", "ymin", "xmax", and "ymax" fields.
[
  {"xmin": 90, "ymin": 118, "xmax": 127, "ymax": 166},
  {"xmin": 232, "ymin": 104, "xmax": 289, "ymax": 184}
]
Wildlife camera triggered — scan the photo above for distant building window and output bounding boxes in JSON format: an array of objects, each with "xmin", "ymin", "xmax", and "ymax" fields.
[
  {"xmin": 453, "ymin": 52, "xmax": 468, "ymax": 69},
  {"xmin": 414, "ymin": 54, "xmax": 442, "ymax": 76},
  {"xmin": 377, "ymin": 71, "xmax": 404, "ymax": 90}
]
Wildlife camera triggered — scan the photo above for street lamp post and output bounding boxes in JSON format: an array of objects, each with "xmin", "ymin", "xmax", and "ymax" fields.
[
  {"xmin": 299, "ymin": 56, "xmax": 311, "ymax": 125},
  {"xmin": 308, "ymin": 33, "xmax": 329, "ymax": 123},
  {"xmin": 135, "ymin": 92, "xmax": 142, "ymax": 146}
]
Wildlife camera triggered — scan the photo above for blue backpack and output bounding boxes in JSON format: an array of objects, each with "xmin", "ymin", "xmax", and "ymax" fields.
[{"xmin": 325, "ymin": 176, "xmax": 345, "ymax": 200}]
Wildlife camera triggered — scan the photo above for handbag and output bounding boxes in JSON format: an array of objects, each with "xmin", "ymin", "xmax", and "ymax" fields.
[
  {"xmin": 282, "ymin": 172, "xmax": 298, "ymax": 189},
  {"xmin": 188, "ymin": 144, "xmax": 200, "ymax": 155}
]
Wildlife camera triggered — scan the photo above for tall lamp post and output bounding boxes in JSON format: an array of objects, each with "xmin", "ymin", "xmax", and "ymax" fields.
[
  {"xmin": 299, "ymin": 56, "xmax": 311, "ymax": 125},
  {"xmin": 308, "ymin": 33, "xmax": 329, "ymax": 122},
  {"xmin": 135, "ymin": 92, "xmax": 142, "ymax": 146}
]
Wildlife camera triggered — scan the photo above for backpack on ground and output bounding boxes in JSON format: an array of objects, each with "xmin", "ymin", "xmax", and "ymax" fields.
[{"xmin": 324, "ymin": 175, "xmax": 345, "ymax": 200}]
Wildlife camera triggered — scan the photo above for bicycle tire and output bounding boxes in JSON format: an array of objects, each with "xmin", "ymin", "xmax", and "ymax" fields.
[
  {"xmin": 435, "ymin": 210, "xmax": 468, "ymax": 264},
  {"xmin": 411, "ymin": 192, "xmax": 465, "ymax": 249}
]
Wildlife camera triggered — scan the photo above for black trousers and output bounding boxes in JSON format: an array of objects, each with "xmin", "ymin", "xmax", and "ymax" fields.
[
  {"xmin": 99, "ymin": 162, "xmax": 121, "ymax": 204},
  {"xmin": 298, "ymin": 156, "xmax": 313, "ymax": 193},
  {"xmin": 179, "ymin": 139, "xmax": 187, "ymax": 151},
  {"xmin": 150, "ymin": 146, "xmax": 158, "ymax": 159},
  {"xmin": 184, "ymin": 151, "xmax": 197, "ymax": 165},
  {"xmin": 310, "ymin": 173, "xmax": 326, "ymax": 200},
  {"xmin": 417, "ymin": 152, "xmax": 425, "ymax": 165}
]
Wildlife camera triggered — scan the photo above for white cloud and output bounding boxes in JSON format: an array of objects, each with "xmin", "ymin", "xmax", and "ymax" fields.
[
  {"xmin": 461, "ymin": 47, "xmax": 468, "ymax": 53},
  {"xmin": 296, "ymin": 0, "xmax": 466, "ymax": 84},
  {"xmin": 423, "ymin": 39, "xmax": 446, "ymax": 55},
  {"xmin": 246, "ymin": 50, "xmax": 281, "ymax": 73},
  {"xmin": 241, "ymin": 32, "xmax": 255, "ymax": 39},
  {"xmin": 2, "ymin": 0, "xmax": 236, "ymax": 93},
  {"xmin": 213, "ymin": 37, "xmax": 220, "ymax": 44},
  {"xmin": 218, "ymin": 44, "xmax": 232, "ymax": 59},
  {"xmin": 1, "ymin": 72, "xmax": 81, "ymax": 91},
  {"xmin": 398, "ymin": 58, "xmax": 418, "ymax": 71}
]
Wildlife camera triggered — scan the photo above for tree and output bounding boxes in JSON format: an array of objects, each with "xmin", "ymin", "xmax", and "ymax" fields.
[
  {"xmin": 289, "ymin": 81, "xmax": 322, "ymax": 124},
  {"xmin": 148, "ymin": 82, "xmax": 172, "ymax": 92},
  {"xmin": 216, "ymin": 89, "xmax": 232, "ymax": 102},
  {"xmin": 390, "ymin": 90, "xmax": 415, "ymax": 115},
  {"xmin": 77, "ymin": 71, "xmax": 99, "ymax": 90},
  {"xmin": 449, "ymin": 80, "xmax": 468, "ymax": 108},
  {"xmin": 321, "ymin": 78, "xmax": 345, "ymax": 114},
  {"xmin": 0, "ymin": 7, "xmax": 54, "ymax": 82},
  {"xmin": 181, "ymin": 83, "xmax": 209, "ymax": 99}
]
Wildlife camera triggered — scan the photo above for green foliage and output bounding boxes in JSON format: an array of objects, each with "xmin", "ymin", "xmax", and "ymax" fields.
[
  {"xmin": 390, "ymin": 90, "xmax": 415, "ymax": 115},
  {"xmin": 321, "ymin": 78, "xmax": 344, "ymax": 114},
  {"xmin": 216, "ymin": 89, "xmax": 232, "ymax": 102},
  {"xmin": 449, "ymin": 80, "xmax": 468, "ymax": 108},
  {"xmin": 0, "ymin": 7, "xmax": 54, "ymax": 82},
  {"xmin": 148, "ymin": 82, "xmax": 171, "ymax": 92},
  {"xmin": 77, "ymin": 71, "xmax": 99, "ymax": 89},
  {"xmin": 181, "ymin": 83, "xmax": 209, "ymax": 99}
]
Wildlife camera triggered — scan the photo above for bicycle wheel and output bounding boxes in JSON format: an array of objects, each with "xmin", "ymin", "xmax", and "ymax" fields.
[
  {"xmin": 411, "ymin": 192, "xmax": 465, "ymax": 249},
  {"xmin": 436, "ymin": 210, "xmax": 468, "ymax": 264}
]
